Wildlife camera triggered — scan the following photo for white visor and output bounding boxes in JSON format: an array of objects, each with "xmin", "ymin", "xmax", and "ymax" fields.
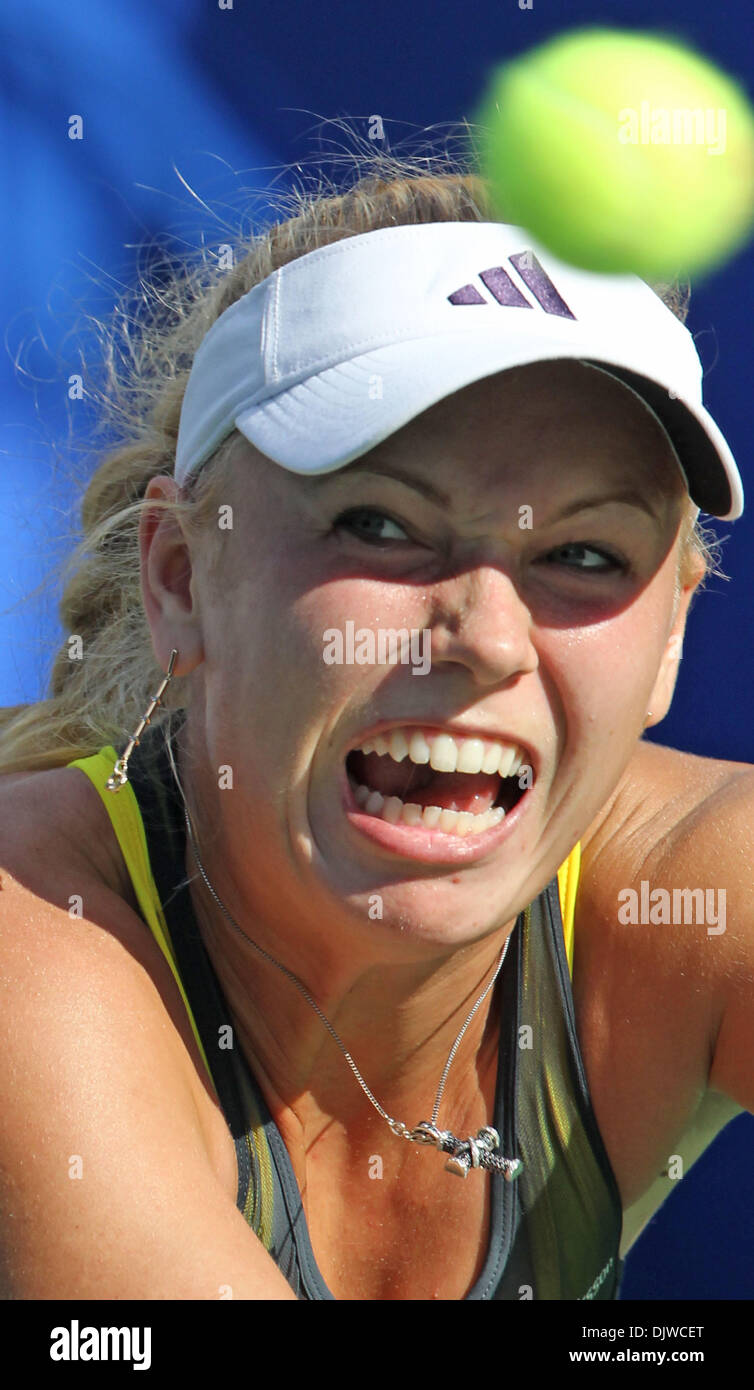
[{"xmin": 175, "ymin": 221, "xmax": 743, "ymax": 521}]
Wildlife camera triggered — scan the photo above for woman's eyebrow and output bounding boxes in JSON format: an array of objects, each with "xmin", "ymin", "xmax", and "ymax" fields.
[
  {"xmin": 342, "ymin": 462, "xmax": 452, "ymax": 508},
  {"xmin": 333, "ymin": 465, "xmax": 661, "ymax": 522},
  {"xmin": 550, "ymin": 490, "xmax": 662, "ymax": 522}
]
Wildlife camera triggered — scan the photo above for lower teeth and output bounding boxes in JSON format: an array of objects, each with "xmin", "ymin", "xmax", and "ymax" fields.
[{"xmin": 350, "ymin": 781, "xmax": 506, "ymax": 837}]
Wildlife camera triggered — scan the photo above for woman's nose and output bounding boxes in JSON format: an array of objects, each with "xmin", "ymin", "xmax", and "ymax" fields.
[{"xmin": 424, "ymin": 565, "xmax": 539, "ymax": 687}]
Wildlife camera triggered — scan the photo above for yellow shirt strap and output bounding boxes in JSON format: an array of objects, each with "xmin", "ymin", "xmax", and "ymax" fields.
[
  {"xmin": 67, "ymin": 746, "xmax": 216, "ymax": 1088},
  {"xmin": 557, "ymin": 840, "xmax": 580, "ymax": 980}
]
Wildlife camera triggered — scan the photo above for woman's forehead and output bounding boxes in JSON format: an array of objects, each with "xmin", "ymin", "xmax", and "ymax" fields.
[
  {"xmin": 222, "ymin": 357, "xmax": 687, "ymax": 509},
  {"xmin": 358, "ymin": 361, "xmax": 686, "ymax": 497},
  {"xmin": 417, "ymin": 359, "xmax": 671, "ymax": 435}
]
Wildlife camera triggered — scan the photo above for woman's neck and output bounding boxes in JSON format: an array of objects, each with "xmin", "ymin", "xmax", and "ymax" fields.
[{"xmin": 173, "ymin": 716, "xmax": 517, "ymax": 1147}]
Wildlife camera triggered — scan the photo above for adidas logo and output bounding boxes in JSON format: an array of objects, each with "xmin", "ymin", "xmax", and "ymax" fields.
[{"xmin": 448, "ymin": 251, "xmax": 576, "ymax": 320}]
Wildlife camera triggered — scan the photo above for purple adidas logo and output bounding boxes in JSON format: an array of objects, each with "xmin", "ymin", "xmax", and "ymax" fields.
[{"xmin": 448, "ymin": 251, "xmax": 576, "ymax": 320}]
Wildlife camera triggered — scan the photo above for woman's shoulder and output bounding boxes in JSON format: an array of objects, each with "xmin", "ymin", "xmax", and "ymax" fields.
[
  {"xmin": 629, "ymin": 736, "xmax": 754, "ymax": 792},
  {"xmin": 0, "ymin": 758, "xmax": 196, "ymax": 1049},
  {"xmin": 0, "ymin": 762, "xmax": 139, "ymax": 909},
  {"xmin": 581, "ymin": 737, "xmax": 754, "ymax": 869},
  {"xmin": 576, "ymin": 736, "xmax": 754, "ymax": 1036},
  {"xmin": 574, "ymin": 736, "xmax": 754, "ymax": 1011},
  {"xmin": 0, "ymin": 763, "xmax": 191, "ymax": 1059},
  {"xmin": 0, "ymin": 763, "xmax": 239, "ymax": 1201},
  {"xmin": 0, "ymin": 764, "xmax": 183, "ymax": 1078},
  {"xmin": 0, "ymin": 769, "xmax": 288, "ymax": 1297}
]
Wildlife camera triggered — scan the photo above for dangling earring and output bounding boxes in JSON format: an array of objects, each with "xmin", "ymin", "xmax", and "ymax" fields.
[{"xmin": 106, "ymin": 649, "xmax": 178, "ymax": 792}]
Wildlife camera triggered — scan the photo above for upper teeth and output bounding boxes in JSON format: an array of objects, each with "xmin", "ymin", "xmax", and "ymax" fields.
[{"xmin": 357, "ymin": 729, "xmax": 526, "ymax": 778}]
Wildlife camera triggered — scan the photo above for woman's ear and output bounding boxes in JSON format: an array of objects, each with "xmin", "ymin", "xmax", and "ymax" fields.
[{"xmin": 139, "ymin": 475, "xmax": 205, "ymax": 677}]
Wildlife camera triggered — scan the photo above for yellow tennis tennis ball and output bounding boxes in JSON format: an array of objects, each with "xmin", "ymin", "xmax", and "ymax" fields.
[{"xmin": 471, "ymin": 27, "xmax": 754, "ymax": 279}]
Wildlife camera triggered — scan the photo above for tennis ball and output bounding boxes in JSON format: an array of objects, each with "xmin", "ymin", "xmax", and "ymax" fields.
[{"xmin": 471, "ymin": 27, "xmax": 754, "ymax": 279}]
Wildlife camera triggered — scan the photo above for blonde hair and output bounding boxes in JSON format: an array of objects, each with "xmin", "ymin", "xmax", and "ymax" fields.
[{"xmin": 0, "ymin": 134, "xmax": 726, "ymax": 777}]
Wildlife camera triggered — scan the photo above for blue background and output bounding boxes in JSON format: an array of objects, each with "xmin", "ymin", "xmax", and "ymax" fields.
[{"xmin": 1, "ymin": 0, "xmax": 752, "ymax": 1298}]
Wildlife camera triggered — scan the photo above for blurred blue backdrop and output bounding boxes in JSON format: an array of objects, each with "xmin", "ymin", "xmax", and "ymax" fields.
[{"xmin": 1, "ymin": 0, "xmax": 752, "ymax": 1299}]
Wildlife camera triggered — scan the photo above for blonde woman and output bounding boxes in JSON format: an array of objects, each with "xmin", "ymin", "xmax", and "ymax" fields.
[{"xmin": 0, "ymin": 158, "xmax": 751, "ymax": 1301}]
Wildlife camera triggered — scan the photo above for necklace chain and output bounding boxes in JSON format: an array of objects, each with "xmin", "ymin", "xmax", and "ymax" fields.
[{"xmin": 178, "ymin": 784, "xmax": 521, "ymax": 1181}]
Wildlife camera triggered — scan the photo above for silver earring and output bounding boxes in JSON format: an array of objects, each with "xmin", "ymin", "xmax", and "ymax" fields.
[{"xmin": 106, "ymin": 649, "xmax": 178, "ymax": 792}]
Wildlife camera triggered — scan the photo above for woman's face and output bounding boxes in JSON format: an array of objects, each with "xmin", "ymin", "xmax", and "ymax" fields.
[{"xmin": 146, "ymin": 359, "xmax": 698, "ymax": 957}]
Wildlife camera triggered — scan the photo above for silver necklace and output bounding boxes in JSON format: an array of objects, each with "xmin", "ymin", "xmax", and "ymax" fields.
[{"xmin": 180, "ymin": 798, "xmax": 523, "ymax": 1182}]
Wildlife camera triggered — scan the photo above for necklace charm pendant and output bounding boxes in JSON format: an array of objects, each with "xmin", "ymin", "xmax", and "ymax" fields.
[
  {"xmin": 409, "ymin": 1121, "xmax": 521, "ymax": 1178},
  {"xmin": 441, "ymin": 1126, "xmax": 523, "ymax": 1181},
  {"xmin": 443, "ymin": 1126, "xmax": 495, "ymax": 1177}
]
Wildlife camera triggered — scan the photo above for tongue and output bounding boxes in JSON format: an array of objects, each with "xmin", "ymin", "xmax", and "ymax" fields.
[{"xmin": 350, "ymin": 751, "xmax": 500, "ymax": 814}]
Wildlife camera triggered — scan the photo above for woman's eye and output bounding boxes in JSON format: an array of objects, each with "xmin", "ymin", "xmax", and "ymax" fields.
[
  {"xmin": 334, "ymin": 508, "xmax": 411, "ymax": 544},
  {"xmin": 332, "ymin": 514, "xmax": 623, "ymax": 570},
  {"xmin": 545, "ymin": 543, "xmax": 624, "ymax": 572}
]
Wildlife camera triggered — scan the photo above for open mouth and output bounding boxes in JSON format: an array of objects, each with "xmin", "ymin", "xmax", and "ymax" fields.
[{"xmin": 345, "ymin": 727, "xmax": 532, "ymax": 839}]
